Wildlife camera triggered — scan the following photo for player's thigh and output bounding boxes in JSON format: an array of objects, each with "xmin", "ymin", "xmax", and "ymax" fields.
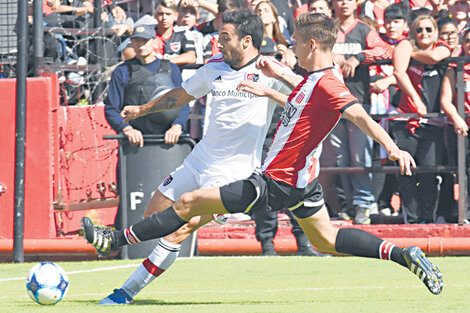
[
  {"xmin": 176, "ymin": 187, "xmax": 228, "ymax": 219},
  {"xmin": 295, "ymin": 205, "xmax": 338, "ymax": 253},
  {"xmin": 165, "ymin": 214, "xmax": 214, "ymax": 244},
  {"xmin": 146, "ymin": 164, "xmax": 199, "ymax": 217}
]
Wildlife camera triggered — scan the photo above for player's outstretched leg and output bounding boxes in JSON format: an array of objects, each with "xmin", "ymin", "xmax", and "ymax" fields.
[{"xmin": 403, "ymin": 246, "xmax": 443, "ymax": 295}]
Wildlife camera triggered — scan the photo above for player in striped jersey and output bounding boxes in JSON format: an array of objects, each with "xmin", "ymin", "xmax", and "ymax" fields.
[{"xmin": 83, "ymin": 13, "xmax": 444, "ymax": 296}]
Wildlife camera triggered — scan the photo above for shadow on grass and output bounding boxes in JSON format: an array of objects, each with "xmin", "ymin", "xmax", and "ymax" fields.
[{"xmin": 68, "ymin": 299, "xmax": 286, "ymax": 306}]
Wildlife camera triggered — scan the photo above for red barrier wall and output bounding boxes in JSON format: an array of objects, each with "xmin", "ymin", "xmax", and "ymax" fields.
[
  {"xmin": 0, "ymin": 75, "xmax": 119, "ymax": 242},
  {"xmin": 0, "ymin": 75, "xmax": 60, "ymax": 239}
]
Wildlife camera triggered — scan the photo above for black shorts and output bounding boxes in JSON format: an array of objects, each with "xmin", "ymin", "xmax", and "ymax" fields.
[{"xmin": 219, "ymin": 171, "xmax": 324, "ymax": 219}]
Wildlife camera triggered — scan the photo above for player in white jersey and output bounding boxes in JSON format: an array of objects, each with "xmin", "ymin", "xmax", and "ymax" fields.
[
  {"xmin": 95, "ymin": 9, "xmax": 294, "ymax": 305},
  {"xmin": 83, "ymin": 13, "xmax": 444, "ymax": 298}
]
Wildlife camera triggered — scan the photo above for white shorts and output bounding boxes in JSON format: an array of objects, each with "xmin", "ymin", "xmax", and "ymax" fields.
[{"xmin": 157, "ymin": 159, "xmax": 244, "ymax": 201}]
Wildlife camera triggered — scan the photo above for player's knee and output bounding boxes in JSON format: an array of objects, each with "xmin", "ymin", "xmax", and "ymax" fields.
[{"xmin": 174, "ymin": 191, "xmax": 198, "ymax": 219}]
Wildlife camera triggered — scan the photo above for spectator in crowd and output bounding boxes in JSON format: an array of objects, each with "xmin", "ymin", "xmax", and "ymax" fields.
[
  {"xmin": 104, "ymin": 25, "xmax": 190, "ymax": 228},
  {"xmin": 176, "ymin": 2, "xmax": 206, "ymax": 64},
  {"xmin": 152, "ymin": 0, "xmax": 197, "ymax": 65},
  {"xmin": 255, "ymin": 0, "xmax": 296, "ymax": 68},
  {"xmin": 308, "ymin": 0, "xmax": 332, "ymax": 17},
  {"xmin": 391, "ymin": 14, "xmax": 451, "ymax": 223},
  {"xmin": 439, "ymin": 28, "xmax": 470, "ymax": 222},
  {"xmin": 197, "ymin": 0, "xmax": 244, "ymax": 59},
  {"xmin": 450, "ymin": 0, "xmax": 469, "ymax": 37},
  {"xmin": 357, "ymin": 0, "xmax": 393, "ymax": 33},
  {"xmin": 401, "ymin": 0, "xmax": 435, "ymax": 13},
  {"xmin": 438, "ymin": 17, "xmax": 461, "ymax": 60},
  {"xmin": 330, "ymin": 0, "xmax": 391, "ymax": 224},
  {"xmin": 368, "ymin": 3, "xmax": 409, "ymax": 216}
]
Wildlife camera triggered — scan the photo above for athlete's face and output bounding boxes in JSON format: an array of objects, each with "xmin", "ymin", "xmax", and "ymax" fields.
[
  {"xmin": 218, "ymin": 23, "xmax": 245, "ymax": 67},
  {"xmin": 292, "ymin": 29, "xmax": 310, "ymax": 69},
  {"xmin": 155, "ymin": 6, "xmax": 178, "ymax": 31}
]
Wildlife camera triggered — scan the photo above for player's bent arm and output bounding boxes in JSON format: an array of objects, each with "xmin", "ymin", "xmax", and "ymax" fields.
[
  {"xmin": 343, "ymin": 103, "xmax": 415, "ymax": 175},
  {"xmin": 277, "ymin": 70, "xmax": 303, "ymax": 91},
  {"xmin": 122, "ymin": 87, "xmax": 195, "ymax": 122},
  {"xmin": 238, "ymin": 81, "xmax": 288, "ymax": 106},
  {"xmin": 264, "ymin": 89, "xmax": 288, "ymax": 107}
]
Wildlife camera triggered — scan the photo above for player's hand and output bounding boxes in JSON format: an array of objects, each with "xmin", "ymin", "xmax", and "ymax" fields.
[
  {"xmin": 164, "ymin": 124, "xmax": 182, "ymax": 145},
  {"xmin": 121, "ymin": 105, "xmax": 141, "ymax": 123},
  {"xmin": 341, "ymin": 56, "xmax": 360, "ymax": 78},
  {"xmin": 256, "ymin": 56, "xmax": 284, "ymax": 79},
  {"xmin": 277, "ymin": 45, "xmax": 296, "ymax": 69},
  {"xmin": 237, "ymin": 80, "xmax": 269, "ymax": 97},
  {"xmin": 388, "ymin": 149, "xmax": 416, "ymax": 176},
  {"xmin": 122, "ymin": 126, "xmax": 144, "ymax": 147}
]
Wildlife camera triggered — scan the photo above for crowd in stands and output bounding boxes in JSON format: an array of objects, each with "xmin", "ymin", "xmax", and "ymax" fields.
[{"xmin": 35, "ymin": 0, "xmax": 470, "ymax": 225}]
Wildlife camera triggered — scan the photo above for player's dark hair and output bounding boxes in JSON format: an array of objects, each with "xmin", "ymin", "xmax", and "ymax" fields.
[
  {"xmin": 218, "ymin": 0, "xmax": 244, "ymax": 13},
  {"xmin": 295, "ymin": 13, "xmax": 337, "ymax": 51},
  {"xmin": 384, "ymin": 3, "xmax": 409, "ymax": 23},
  {"xmin": 222, "ymin": 9, "xmax": 264, "ymax": 50}
]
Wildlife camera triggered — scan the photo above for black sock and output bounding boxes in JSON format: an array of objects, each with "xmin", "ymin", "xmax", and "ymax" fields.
[
  {"xmin": 335, "ymin": 228, "xmax": 407, "ymax": 267},
  {"xmin": 115, "ymin": 206, "xmax": 187, "ymax": 247}
]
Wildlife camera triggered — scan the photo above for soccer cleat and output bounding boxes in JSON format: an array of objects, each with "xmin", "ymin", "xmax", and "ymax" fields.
[
  {"xmin": 403, "ymin": 246, "xmax": 444, "ymax": 295},
  {"xmin": 213, "ymin": 214, "xmax": 228, "ymax": 225},
  {"xmin": 80, "ymin": 217, "xmax": 118, "ymax": 257},
  {"xmin": 98, "ymin": 289, "xmax": 133, "ymax": 305}
]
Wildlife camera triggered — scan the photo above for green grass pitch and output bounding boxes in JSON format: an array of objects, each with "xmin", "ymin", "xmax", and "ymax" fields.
[{"xmin": 0, "ymin": 256, "xmax": 469, "ymax": 313}]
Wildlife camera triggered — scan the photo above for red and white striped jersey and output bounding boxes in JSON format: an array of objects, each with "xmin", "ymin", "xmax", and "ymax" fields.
[{"xmin": 262, "ymin": 66, "xmax": 359, "ymax": 188}]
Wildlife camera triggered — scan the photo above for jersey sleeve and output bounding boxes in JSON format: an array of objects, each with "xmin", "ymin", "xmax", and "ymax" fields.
[
  {"xmin": 181, "ymin": 64, "xmax": 211, "ymax": 99},
  {"xmin": 317, "ymin": 76, "xmax": 359, "ymax": 113}
]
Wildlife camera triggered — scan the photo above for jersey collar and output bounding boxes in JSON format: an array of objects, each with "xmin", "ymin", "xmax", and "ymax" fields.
[
  {"xmin": 229, "ymin": 54, "xmax": 260, "ymax": 71},
  {"xmin": 308, "ymin": 66, "xmax": 335, "ymax": 75}
]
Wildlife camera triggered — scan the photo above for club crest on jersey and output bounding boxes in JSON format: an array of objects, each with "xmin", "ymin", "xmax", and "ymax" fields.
[
  {"xmin": 170, "ymin": 42, "xmax": 181, "ymax": 52},
  {"xmin": 163, "ymin": 175, "xmax": 173, "ymax": 186},
  {"xmin": 295, "ymin": 92, "xmax": 305, "ymax": 104},
  {"xmin": 280, "ymin": 101, "xmax": 297, "ymax": 126},
  {"xmin": 246, "ymin": 73, "xmax": 259, "ymax": 82}
]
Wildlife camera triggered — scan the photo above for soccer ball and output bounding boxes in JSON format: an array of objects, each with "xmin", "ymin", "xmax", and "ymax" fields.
[{"xmin": 25, "ymin": 262, "xmax": 69, "ymax": 305}]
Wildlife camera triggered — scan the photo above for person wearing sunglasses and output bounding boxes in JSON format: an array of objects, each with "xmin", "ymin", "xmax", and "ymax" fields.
[
  {"xmin": 390, "ymin": 14, "xmax": 451, "ymax": 224},
  {"xmin": 439, "ymin": 28, "xmax": 470, "ymax": 222}
]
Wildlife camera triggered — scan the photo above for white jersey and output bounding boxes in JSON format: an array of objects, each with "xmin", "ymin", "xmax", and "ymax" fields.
[{"xmin": 181, "ymin": 54, "xmax": 292, "ymax": 186}]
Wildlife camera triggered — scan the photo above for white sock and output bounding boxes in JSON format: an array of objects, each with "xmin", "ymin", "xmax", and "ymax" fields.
[{"xmin": 121, "ymin": 238, "xmax": 181, "ymax": 299}]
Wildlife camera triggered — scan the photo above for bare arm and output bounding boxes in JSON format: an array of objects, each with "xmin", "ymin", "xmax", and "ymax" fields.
[
  {"xmin": 168, "ymin": 51, "xmax": 197, "ymax": 65},
  {"xmin": 440, "ymin": 67, "xmax": 468, "ymax": 136},
  {"xmin": 343, "ymin": 103, "xmax": 416, "ymax": 175},
  {"xmin": 411, "ymin": 45, "xmax": 450, "ymax": 65},
  {"xmin": 121, "ymin": 87, "xmax": 195, "ymax": 123},
  {"xmin": 393, "ymin": 40, "xmax": 427, "ymax": 116},
  {"xmin": 237, "ymin": 81, "xmax": 288, "ymax": 106},
  {"xmin": 256, "ymin": 57, "xmax": 303, "ymax": 90}
]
